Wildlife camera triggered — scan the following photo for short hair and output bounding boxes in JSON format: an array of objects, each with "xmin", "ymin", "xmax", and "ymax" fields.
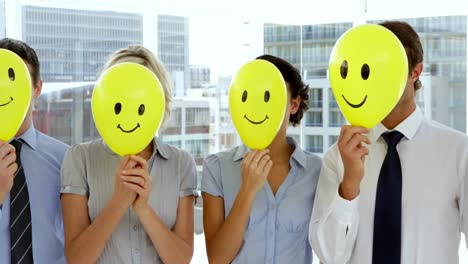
[
  {"xmin": 379, "ymin": 21, "xmax": 424, "ymax": 91},
  {"xmin": 103, "ymin": 45, "xmax": 172, "ymax": 127}
]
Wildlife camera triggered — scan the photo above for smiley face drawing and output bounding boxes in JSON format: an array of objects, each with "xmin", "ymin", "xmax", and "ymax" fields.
[
  {"xmin": 92, "ymin": 63, "xmax": 165, "ymax": 156},
  {"xmin": 329, "ymin": 24, "xmax": 409, "ymax": 128},
  {"xmin": 229, "ymin": 60, "xmax": 287, "ymax": 150},
  {"xmin": 0, "ymin": 49, "xmax": 32, "ymax": 141}
]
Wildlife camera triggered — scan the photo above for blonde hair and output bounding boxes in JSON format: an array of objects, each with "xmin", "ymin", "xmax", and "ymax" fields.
[{"xmin": 103, "ymin": 45, "xmax": 172, "ymax": 127}]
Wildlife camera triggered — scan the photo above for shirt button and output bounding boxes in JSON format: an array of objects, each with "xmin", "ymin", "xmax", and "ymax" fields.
[{"xmin": 133, "ymin": 225, "xmax": 138, "ymax": 231}]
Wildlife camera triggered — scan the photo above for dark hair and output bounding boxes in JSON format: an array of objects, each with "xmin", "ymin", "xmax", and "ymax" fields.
[
  {"xmin": 379, "ymin": 21, "xmax": 424, "ymax": 91},
  {"xmin": 256, "ymin": 54, "xmax": 309, "ymax": 126},
  {"xmin": 0, "ymin": 38, "xmax": 41, "ymax": 85}
]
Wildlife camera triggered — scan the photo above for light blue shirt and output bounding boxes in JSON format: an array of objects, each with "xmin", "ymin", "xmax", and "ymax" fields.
[
  {"xmin": 202, "ymin": 137, "xmax": 322, "ymax": 264},
  {"xmin": 0, "ymin": 125, "xmax": 68, "ymax": 264}
]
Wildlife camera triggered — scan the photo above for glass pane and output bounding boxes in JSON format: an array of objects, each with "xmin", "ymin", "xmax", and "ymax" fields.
[
  {"xmin": 23, "ymin": 5, "xmax": 143, "ymax": 82},
  {"xmin": 302, "ymin": 23, "xmax": 352, "ymax": 78},
  {"xmin": 264, "ymin": 24, "xmax": 301, "ymax": 66},
  {"xmin": 4, "ymin": 1, "xmax": 467, "ymax": 262},
  {"xmin": 158, "ymin": 15, "xmax": 189, "ymax": 97},
  {"xmin": 0, "ymin": 0, "xmax": 5, "ymax": 38},
  {"xmin": 305, "ymin": 135, "xmax": 323, "ymax": 153},
  {"xmin": 329, "ymin": 135, "xmax": 339, "ymax": 147},
  {"xmin": 329, "ymin": 88, "xmax": 347, "ymax": 127},
  {"xmin": 370, "ymin": 16, "xmax": 467, "ymax": 132}
]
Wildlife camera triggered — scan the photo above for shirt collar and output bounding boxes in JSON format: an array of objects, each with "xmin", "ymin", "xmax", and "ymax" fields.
[
  {"xmin": 103, "ymin": 137, "xmax": 170, "ymax": 160},
  {"xmin": 368, "ymin": 106, "xmax": 424, "ymax": 142},
  {"xmin": 232, "ymin": 136, "xmax": 308, "ymax": 168},
  {"xmin": 12, "ymin": 124, "xmax": 37, "ymax": 151}
]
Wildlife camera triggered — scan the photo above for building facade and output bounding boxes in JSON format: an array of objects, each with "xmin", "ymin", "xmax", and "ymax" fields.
[
  {"xmin": 264, "ymin": 16, "xmax": 467, "ymax": 154},
  {"xmin": 0, "ymin": 0, "xmax": 5, "ymax": 38},
  {"xmin": 22, "ymin": 5, "xmax": 143, "ymax": 82},
  {"xmin": 158, "ymin": 15, "xmax": 190, "ymax": 97}
]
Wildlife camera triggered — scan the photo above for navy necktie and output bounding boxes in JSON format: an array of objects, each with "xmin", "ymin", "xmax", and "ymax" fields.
[
  {"xmin": 9, "ymin": 139, "xmax": 34, "ymax": 264},
  {"xmin": 372, "ymin": 131, "xmax": 404, "ymax": 264}
]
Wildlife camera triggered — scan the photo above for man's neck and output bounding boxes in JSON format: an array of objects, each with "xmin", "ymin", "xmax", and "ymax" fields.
[
  {"xmin": 381, "ymin": 101, "xmax": 416, "ymax": 130},
  {"xmin": 15, "ymin": 118, "xmax": 32, "ymax": 138}
]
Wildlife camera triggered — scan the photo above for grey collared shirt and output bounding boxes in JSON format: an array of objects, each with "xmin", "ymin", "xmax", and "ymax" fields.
[
  {"xmin": 202, "ymin": 137, "xmax": 322, "ymax": 264},
  {"xmin": 60, "ymin": 138, "xmax": 197, "ymax": 264}
]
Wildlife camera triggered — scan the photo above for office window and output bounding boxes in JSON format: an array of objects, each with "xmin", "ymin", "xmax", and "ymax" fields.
[
  {"xmin": 4, "ymin": 1, "xmax": 466, "ymax": 261},
  {"xmin": 329, "ymin": 135, "xmax": 339, "ymax": 147},
  {"xmin": 306, "ymin": 135, "xmax": 323, "ymax": 153}
]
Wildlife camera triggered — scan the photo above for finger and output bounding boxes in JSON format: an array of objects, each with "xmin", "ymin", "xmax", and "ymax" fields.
[
  {"xmin": 250, "ymin": 149, "xmax": 270, "ymax": 164},
  {"xmin": 340, "ymin": 126, "xmax": 369, "ymax": 146},
  {"xmin": 357, "ymin": 145, "xmax": 369, "ymax": 156},
  {"xmin": 347, "ymin": 134, "xmax": 371, "ymax": 151},
  {"xmin": 358, "ymin": 146, "xmax": 369, "ymax": 162},
  {"xmin": 0, "ymin": 152, "xmax": 16, "ymax": 169},
  {"xmin": 0, "ymin": 143, "xmax": 15, "ymax": 160},
  {"xmin": 123, "ymin": 182, "xmax": 146, "ymax": 195},
  {"xmin": 7, "ymin": 163, "xmax": 18, "ymax": 177},
  {"xmin": 125, "ymin": 158, "xmax": 139, "ymax": 169},
  {"xmin": 256, "ymin": 154, "xmax": 271, "ymax": 172},
  {"xmin": 338, "ymin": 125, "xmax": 347, "ymax": 141},
  {"xmin": 122, "ymin": 168, "xmax": 145, "ymax": 177},
  {"xmin": 121, "ymin": 175, "xmax": 145, "ymax": 188},
  {"xmin": 130, "ymin": 155, "xmax": 148, "ymax": 171},
  {"xmin": 118, "ymin": 156, "xmax": 131, "ymax": 171},
  {"xmin": 261, "ymin": 160, "xmax": 273, "ymax": 177},
  {"xmin": 242, "ymin": 151, "xmax": 255, "ymax": 166}
]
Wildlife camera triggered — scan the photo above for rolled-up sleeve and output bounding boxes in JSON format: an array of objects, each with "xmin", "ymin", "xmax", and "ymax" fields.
[
  {"xmin": 178, "ymin": 151, "xmax": 198, "ymax": 198},
  {"xmin": 60, "ymin": 145, "xmax": 89, "ymax": 197},
  {"xmin": 201, "ymin": 154, "xmax": 223, "ymax": 197}
]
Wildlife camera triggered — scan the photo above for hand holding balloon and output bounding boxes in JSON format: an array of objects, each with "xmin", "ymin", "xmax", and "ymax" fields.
[
  {"xmin": 337, "ymin": 125, "xmax": 370, "ymax": 200},
  {"xmin": 0, "ymin": 140, "xmax": 17, "ymax": 204},
  {"xmin": 121, "ymin": 155, "xmax": 152, "ymax": 211},
  {"xmin": 112, "ymin": 156, "xmax": 138, "ymax": 209},
  {"xmin": 240, "ymin": 149, "xmax": 273, "ymax": 195}
]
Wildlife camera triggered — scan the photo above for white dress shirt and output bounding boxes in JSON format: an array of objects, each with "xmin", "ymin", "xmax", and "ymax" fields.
[{"xmin": 309, "ymin": 107, "xmax": 468, "ymax": 264}]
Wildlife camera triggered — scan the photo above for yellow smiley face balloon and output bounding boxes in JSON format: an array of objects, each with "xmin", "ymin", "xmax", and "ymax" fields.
[
  {"xmin": 92, "ymin": 63, "xmax": 165, "ymax": 156},
  {"xmin": 0, "ymin": 49, "xmax": 32, "ymax": 141},
  {"xmin": 229, "ymin": 59, "xmax": 287, "ymax": 150},
  {"xmin": 329, "ymin": 24, "xmax": 409, "ymax": 128}
]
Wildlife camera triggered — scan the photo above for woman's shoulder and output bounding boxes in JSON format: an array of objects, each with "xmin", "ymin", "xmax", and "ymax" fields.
[
  {"xmin": 157, "ymin": 141, "xmax": 195, "ymax": 163},
  {"xmin": 204, "ymin": 144, "xmax": 247, "ymax": 166},
  {"xmin": 302, "ymin": 149, "xmax": 322, "ymax": 163},
  {"xmin": 295, "ymin": 147, "xmax": 322, "ymax": 173},
  {"xmin": 65, "ymin": 138, "xmax": 109, "ymax": 159}
]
